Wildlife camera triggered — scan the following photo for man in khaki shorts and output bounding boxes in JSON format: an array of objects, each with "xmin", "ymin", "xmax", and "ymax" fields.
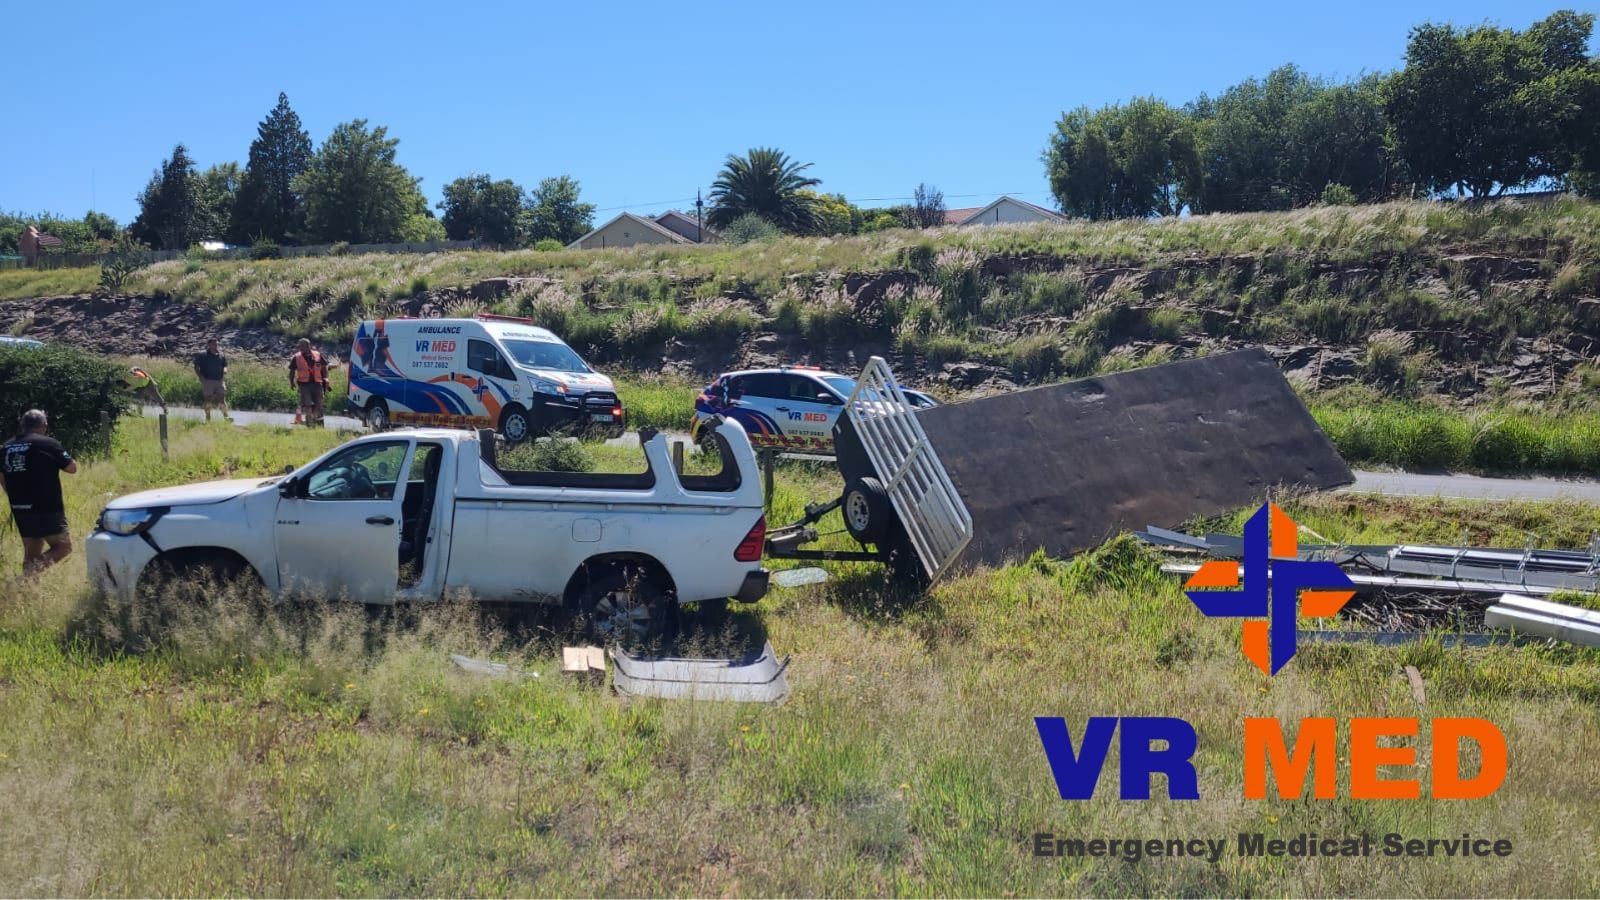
[
  {"xmin": 193, "ymin": 337, "xmax": 229, "ymax": 422},
  {"xmin": 289, "ymin": 339, "xmax": 329, "ymax": 427},
  {"xmin": 0, "ymin": 410, "xmax": 79, "ymax": 576}
]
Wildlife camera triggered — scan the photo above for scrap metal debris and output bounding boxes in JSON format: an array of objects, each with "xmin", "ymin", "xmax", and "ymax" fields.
[
  {"xmin": 610, "ymin": 641, "xmax": 791, "ymax": 704},
  {"xmin": 1136, "ymin": 527, "xmax": 1600, "ymax": 598},
  {"xmin": 1485, "ymin": 593, "xmax": 1600, "ymax": 647},
  {"xmin": 450, "ymin": 654, "xmax": 539, "ymax": 680}
]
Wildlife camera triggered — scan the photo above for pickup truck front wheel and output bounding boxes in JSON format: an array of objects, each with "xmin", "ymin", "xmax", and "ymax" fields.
[{"xmin": 577, "ymin": 569, "xmax": 674, "ymax": 646}]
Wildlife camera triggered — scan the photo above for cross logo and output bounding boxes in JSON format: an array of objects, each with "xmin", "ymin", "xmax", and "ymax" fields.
[{"xmin": 1182, "ymin": 503, "xmax": 1356, "ymax": 675}]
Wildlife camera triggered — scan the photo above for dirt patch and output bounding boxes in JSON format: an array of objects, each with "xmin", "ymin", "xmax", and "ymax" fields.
[{"xmin": 0, "ymin": 295, "xmax": 338, "ymax": 361}]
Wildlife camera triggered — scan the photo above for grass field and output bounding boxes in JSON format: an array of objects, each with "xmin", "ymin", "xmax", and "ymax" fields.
[{"xmin": 1, "ymin": 418, "xmax": 1599, "ymax": 895}]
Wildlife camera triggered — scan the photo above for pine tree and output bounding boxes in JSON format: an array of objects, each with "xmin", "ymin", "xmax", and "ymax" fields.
[
  {"xmin": 130, "ymin": 144, "xmax": 201, "ymax": 250},
  {"xmin": 230, "ymin": 93, "xmax": 313, "ymax": 244}
]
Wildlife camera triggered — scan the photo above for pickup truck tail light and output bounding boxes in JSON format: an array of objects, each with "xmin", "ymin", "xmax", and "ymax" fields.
[{"xmin": 735, "ymin": 515, "xmax": 766, "ymax": 562}]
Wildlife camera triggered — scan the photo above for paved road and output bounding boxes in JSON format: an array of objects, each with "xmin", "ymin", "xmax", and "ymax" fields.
[
  {"xmin": 142, "ymin": 405, "xmax": 1600, "ymax": 503},
  {"xmin": 144, "ymin": 405, "xmax": 365, "ymax": 431},
  {"xmin": 1341, "ymin": 469, "xmax": 1600, "ymax": 504}
]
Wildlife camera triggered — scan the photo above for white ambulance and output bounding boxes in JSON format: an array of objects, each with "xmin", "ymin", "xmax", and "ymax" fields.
[{"xmin": 346, "ymin": 314, "xmax": 624, "ymax": 441}]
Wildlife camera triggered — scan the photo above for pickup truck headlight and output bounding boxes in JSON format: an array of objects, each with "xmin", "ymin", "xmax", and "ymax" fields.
[{"xmin": 98, "ymin": 507, "xmax": 164, "ymax": 535}]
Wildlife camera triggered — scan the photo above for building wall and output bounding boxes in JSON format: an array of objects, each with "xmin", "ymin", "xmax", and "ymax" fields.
[
  {"xmin": 961, "ymin": 198, "xmax": 1061, "ymax": 226},
  {"xmin": 573, "ymin": 217, "xmax": 681, "ymax": 250}
]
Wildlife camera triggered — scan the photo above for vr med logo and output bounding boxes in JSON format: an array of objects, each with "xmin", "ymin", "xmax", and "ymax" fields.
[
  {"xmin": 1182, "ymin": 503, "xmax": 1355, "ymax": 675},
  {"xmin": 1032, "ymin": 502, "xmax": 1506, "ymax": 802}
]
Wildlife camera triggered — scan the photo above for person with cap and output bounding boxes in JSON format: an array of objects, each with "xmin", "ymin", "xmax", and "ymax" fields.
[
  {"xmin": 0, "ymin": 410, "xmax": 79, "ymax": 576},
  {"xmin": 193, "ymin": 337, "xmax": 230, "ymax": 422},
  {"xmin": 288, "ymin": 339, "xmax": 330, "ymax": 428}
]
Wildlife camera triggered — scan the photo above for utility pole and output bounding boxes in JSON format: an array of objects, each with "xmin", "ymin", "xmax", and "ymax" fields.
[{"xmin": 695, "ymin": 190, "xmax": 704, "ymax": 243}]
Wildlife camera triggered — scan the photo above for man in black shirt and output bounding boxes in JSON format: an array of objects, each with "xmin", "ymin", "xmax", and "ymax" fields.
[
  {"xmin": 1, "ymin": 410, "xmax": 79, "ymax": 576},
  {"xmin": 193, "ymin": 338, "xmax": 229, "ymax": 422}
]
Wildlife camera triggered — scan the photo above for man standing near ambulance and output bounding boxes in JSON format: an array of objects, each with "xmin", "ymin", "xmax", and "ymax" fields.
[{"xmin": 289, "ymin": 339, "xmax": 331, "ymax": 428}]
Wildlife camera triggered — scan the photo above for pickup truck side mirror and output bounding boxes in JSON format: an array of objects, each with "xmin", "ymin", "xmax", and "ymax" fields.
[{"xmin": 279, "ymin": 477, "xmax": 300, "ymax": 499}]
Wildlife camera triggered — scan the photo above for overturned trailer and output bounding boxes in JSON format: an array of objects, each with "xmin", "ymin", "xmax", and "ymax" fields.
[{"xmin": 765, "ymin": 348, "xmax": 1355, "ymax": 582}]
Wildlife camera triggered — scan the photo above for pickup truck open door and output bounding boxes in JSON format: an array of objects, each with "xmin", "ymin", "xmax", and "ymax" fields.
[{"xmin": 274, "ymin": 438, "xmax": 409, "ymax": 601}]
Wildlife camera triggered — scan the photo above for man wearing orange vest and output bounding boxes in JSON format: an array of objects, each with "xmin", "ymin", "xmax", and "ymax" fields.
[{"xmin": 288, "ymin": 339, "xmax": 331, "ymax": 428}]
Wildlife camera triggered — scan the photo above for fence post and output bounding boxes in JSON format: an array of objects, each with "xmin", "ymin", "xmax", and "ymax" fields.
[{"xmin": 159, "ymin": 412, "xmax": 169, "ymax": 459}]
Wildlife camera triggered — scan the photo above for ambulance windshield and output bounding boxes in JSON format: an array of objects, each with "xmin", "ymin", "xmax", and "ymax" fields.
[{"xmin": 502, "ymin": 339, "xmax": 591, "ymax": 373}]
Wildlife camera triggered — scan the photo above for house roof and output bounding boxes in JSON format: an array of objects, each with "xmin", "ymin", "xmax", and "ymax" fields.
[
  {"xmin": 655, "ymin": 209, "xmax": 719, "ymax": 238},
  {"xmin": 34, "ymin": 233, "xmax": 64, "ymax": 248},
  {"xmin": 567, "ymin": 212, "xmax": 692, "ymax": 248},
  {"xmin": 955, "ymin": 195, "xmax": 1066, "ymax": 225},
  {"xmin": 942, "ymin": 207, "xmax": 981, "ymax": 225}
]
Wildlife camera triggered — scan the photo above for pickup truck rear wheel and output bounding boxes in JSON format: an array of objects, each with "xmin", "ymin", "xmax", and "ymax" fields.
[
  {"xmin": 842, "ymin": 476, "xmax": 893, "ymax": 545},
  {"xmin": 577, "ymin": 569, "xmax": 675, "ymax": 647}
]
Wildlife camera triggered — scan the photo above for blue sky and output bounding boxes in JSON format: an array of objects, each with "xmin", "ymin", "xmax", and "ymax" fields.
[{"xmin": 2, "ymin": 1, "xmax": 1580, "ymax": 225}]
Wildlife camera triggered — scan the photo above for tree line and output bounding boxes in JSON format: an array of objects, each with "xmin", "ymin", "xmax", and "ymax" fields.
[
  {"xmin": 125, "ymin": 94, "xmax": 609, "ymax": 251},
  {"xmin": 1045, "ymin": 10, "xmax": 1600, "ymax": 219}
]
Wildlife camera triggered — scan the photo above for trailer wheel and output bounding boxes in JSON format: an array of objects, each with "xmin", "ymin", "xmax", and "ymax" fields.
[{"xmin": 842, "ymin": 476, "xmax": 893, "ymax": 545}]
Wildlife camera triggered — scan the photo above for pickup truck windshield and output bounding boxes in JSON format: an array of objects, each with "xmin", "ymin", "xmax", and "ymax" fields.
[{"xmin": 503, "ymin": 339, "xmax": 591, "ymax": 374}]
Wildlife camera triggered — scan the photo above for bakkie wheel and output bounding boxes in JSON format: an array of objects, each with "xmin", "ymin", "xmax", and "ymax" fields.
[
  {"xmin": 842, "ymin": 476, "xmax": 893, "ymax": 545},
  {"xmin": 577, "ymin": 569, "xmax": 675, "ymax": 646}
]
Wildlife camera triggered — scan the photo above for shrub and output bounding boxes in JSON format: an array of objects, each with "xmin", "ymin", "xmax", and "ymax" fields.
[
  {"xmin": 685, "ymin": 297, "xmax": 758, "ymax": 346},
  {"xmin": 801, "ymin": 291, "xmax": 859, "ymax": 345},
  {"xmin": 611, "ymin": 306, "xmax": 674, "ymax": 356},
  {"xmin": 1146, "ymin": 307, "xmax": 1196, "ymax": 342},
  {"xmin": 98, "ymin": 238, "xmax": 152, "ymax": 293},
  {"xmin": 1362, "ymin": 329, "xmax": 1414, "ymax": 380},
  {"xmin": 496, "ymin": 437, "xmax": 594, "ymax": 473},
  {"xmin": 1319, "ymin": 183, "xmax": 1357, "ymax": 206},
  {"xmin": 1469, "ymin": 416, "xmax": 1540, "ymax": 471},
  {"xmin": 408, "ymin": 276, "xmax": 429, "ymax": 295},
  {"xmin": 771, "ymin": 286, "xmax": 804, "ymax": 333},
  {"xmin": 1005, "ymin": 334, "xmax": 1063, "ymax": 380},
  {"xmin": 532, "ymin": 238, "xmax": 564, "ymax": 252},
  {"xmin": 0, "ymin": 342, "xmax": 128, "ymax": 457},
  {"xmin": 1019, "ymin": 271, "xmax": 1088, "ymax": 316},
  {"xmin": 721, "ymin": 214, "xmax": 780, "ymax": 245},
  {"xmin": 248, "ymin": 239, "xmax": 282, "ymax": 260}
]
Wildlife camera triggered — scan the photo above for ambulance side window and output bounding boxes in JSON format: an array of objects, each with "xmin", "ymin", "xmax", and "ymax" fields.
[{"xmin": 468, "ymin": 340, "xmax": 513, "ymax": 379}]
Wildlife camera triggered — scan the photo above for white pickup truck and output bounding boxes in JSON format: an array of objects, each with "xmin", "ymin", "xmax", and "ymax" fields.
[{"xmin": 86, "ymin": 421, "xmax": 769, "ymax": 639}]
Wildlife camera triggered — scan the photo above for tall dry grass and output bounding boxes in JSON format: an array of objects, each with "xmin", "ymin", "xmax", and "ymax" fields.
[{"xmin": 1, "ymin": 418, "xmax": 1599, "ymax": 894}]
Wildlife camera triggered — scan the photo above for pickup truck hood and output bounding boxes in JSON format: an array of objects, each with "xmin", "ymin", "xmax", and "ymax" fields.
[{"xmin": 105, "ymin": 477, "xmax": 277, "ymax": 509}]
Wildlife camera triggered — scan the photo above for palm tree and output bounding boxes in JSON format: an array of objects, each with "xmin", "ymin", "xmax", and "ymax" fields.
[{"xmin": 707, "ymin": 148, "xmax": 821, "ymax": 233}]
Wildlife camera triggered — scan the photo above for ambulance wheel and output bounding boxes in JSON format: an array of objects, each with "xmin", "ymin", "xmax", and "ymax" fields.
[
  {"xmin": 364, "ymin": 400, "xmax": 390, "ymax": 432},
  {"xmin": 842, "ymin": 476, "xmax": 893, "ymax": 545},
  {"xmin": 499, "ymin": 405, "xmax": 533, "ymax": 444}
]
